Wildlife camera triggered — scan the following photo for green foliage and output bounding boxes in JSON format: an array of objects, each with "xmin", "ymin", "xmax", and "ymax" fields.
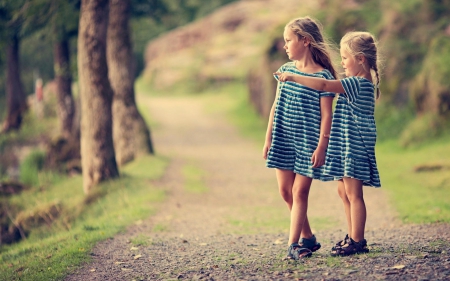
[
  {"xmin": 399, "ymin": 113, "xmax": 447, "ymax": 147},
  {"xmin": 375, "ymin": 102, "xmax": 415, "ymax": 141},
  {"xmin": 19, "ymin": 149, "xmax": 45, "ymax": 186}
]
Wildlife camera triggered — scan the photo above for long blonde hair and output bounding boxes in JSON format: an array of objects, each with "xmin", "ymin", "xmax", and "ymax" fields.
[
  {"xmin": 286, "ymin": 16, "xmax": 338, "ymax": 79},
  {"xmin": 340, "ymin": 31, "xmax": 381, "ymax": 99}
]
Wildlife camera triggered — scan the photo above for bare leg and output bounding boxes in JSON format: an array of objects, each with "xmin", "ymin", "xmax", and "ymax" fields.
[
  {"xmin": 343, "ymin": 177, "xmax": 366, "ymax": 242},
  {"xmin": 337, "ymin": 180, "xmax": 352, "ymax": 235},
  {"xmin": 301, "ymin": 217, "xmax": 313, "ymax": 240},
  {"xmin": 275, "ymin": 169, "xmax": 295, "ymax": 209},
  {"xmin": 288, "ymin": 174, "xmax": 313, "ymax": 244}
]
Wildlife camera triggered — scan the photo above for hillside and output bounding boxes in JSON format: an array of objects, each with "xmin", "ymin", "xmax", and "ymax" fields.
[
  {"xmin": 141, "ymin": 0, "xmax": 450, "ymax": 145},
  {"xmin": 141, "ymin": 0, "xmax": 320, "ymax": 91}
]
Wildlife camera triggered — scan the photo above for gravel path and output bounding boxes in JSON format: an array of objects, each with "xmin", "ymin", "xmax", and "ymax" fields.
[{"xmin": 66, "ymin": 95, "xmax": 450, "ymax": 281}]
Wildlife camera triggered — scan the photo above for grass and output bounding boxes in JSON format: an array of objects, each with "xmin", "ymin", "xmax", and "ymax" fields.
[
  {"xmin": 130, "ymin": 234, "xmax": 151, "ymax": 247},
  {"xmin": 0, "ymin": 155, "xmax": 169, "ymax": 281},
  {"xmin": 182, "ymin": 162, "xmax": 208, "ymax": 193},
  {"xmin": 377, "ymin": 137, "xmax": 450, "ymax": 223}
]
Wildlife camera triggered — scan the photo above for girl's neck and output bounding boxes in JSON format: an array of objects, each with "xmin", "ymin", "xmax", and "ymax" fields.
[
  {"xmin": 294, "ymin": 53, "xmax": 322, "ymax": 74},
  {"xmin": 353, "ymin": 63, "xmax": 373, "ymax": 83},
  {"xmin": 355, "ymin": 72, "xmax": 373, "ymax": 83}
]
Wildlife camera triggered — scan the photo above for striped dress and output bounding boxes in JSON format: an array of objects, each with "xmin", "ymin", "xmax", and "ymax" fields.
[
  {"xmin": 324, "ymin": 76, "xmax": 381, "ymax": 187},
  {"xmin": 266, "ymin": 62, "xmax": 335, "ymax": 180}
]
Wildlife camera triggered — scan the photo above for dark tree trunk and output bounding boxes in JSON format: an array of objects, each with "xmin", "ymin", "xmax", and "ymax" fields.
[
  {"xmin": 54, "ymin": 37, "xmax": 76, "ymax": 140},
  {"xmin": 107, "ymin": 0, "xmax": 154, "ymax": 166},
  {"xmin": 2, "ymin": 35, "xmax": 28, "ymax": 133},
  {"xmin": 78, "ymin": 0, "xmax": 119, "ymax": 194}
]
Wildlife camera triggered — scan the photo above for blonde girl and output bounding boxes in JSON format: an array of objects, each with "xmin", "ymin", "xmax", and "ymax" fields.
[
  {"xmin": 263, "ymin": 16, "xmax": 337, "ymax": 260},
  {"xmin": 275, "ymin": 31, "xmax": 382, "ymax": 256}
]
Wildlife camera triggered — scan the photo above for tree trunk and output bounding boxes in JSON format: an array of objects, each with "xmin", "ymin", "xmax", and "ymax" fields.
[
  {"xmin": 54, "ymin": 37, "xmax": 76, "ymax": 140},
  {"xmin": 107, "ymin": 0, "xmax": 154, "ymax": 167},
  {"xmin": 78, "ymin": 0, "xmax": 119, "ymax": 194},
  {"xmin": 2, "ymin": 35, "xmax": 28, "ymax": 133}
]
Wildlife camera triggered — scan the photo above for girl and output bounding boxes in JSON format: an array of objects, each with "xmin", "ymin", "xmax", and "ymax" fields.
[
  {"xmin": 275, "ymin": 31, "xmax": 382, "ymax": 256},
  {"xmin": 263, "ymin": 16, "xmax": 337, "ymax": 260}
]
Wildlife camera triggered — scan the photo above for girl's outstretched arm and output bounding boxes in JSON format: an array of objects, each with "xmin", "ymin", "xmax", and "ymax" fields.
[{"xmin": 274, "ymin": 72, "xmax": 345, "ymax": 93}]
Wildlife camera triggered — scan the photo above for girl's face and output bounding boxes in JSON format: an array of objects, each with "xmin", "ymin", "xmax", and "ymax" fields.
[
  {"xmin": 283, "ymin": 28, "xmax": 307, "ymax": 61},
  {"xmin": 340, "ymin": 48, "xmax": 365, "ymax": 77}
]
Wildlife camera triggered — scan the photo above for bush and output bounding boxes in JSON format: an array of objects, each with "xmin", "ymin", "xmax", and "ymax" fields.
[
  {"xmin": 375, "ymin": 103, "xmax": 415, "ymax": 141},
  {"xmin": 19, "ymin": 150, "xmax": 46, "ymax": 186},
  {"xmin": 399, "ymin": 113, "xmax": 447, "ymax": 147}
]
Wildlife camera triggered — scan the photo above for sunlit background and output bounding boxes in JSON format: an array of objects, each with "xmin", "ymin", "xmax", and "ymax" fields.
[{"xmin": 0, "ymin": 0, "xmax": 449, "ymax": 279}]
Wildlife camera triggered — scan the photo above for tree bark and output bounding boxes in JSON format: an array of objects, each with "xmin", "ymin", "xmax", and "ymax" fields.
[
  {"xmin": 78, "ymin": 0, "xmax": 119, "ymax": 194},
  {"xmin": 107, "ymin": 0, "xmax": 154, "ymax": 167},
  {"xmin": 2, "ymin": 34, "xmax": 28, "ymax": 133},
  {"xmin": 54, "ymin": 37, "xmax": 76, "ymax": 140}
]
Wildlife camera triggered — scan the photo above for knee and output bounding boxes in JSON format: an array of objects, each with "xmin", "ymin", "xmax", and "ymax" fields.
[
  {"xmin": 346, "ymin": 192, "xmax": 364, "ymax": 204},
  {"xmin": 292, "ymin": 186, "xmax": 309, "ymax": 201},
  {"xmin": 279, "ymin": 187, "xmax": 292, "ymax": 203},
  {"xmin": 337, "ymin": 187, "xmax": 347, "ymax": 200}
]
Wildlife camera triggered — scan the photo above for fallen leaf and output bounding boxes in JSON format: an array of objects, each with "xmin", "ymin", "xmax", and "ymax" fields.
[
  {"xmin": 130, "ymin": 246, "xmax": 139, "ymax": 251},
  {"xmin": 134, "ymin": 255, "xmax": 142, "ymax": 260},
  {"xmin": 391, "ymin": 265, "xmax": 405, "ymax": 270},
  {"xmin": 90, "ymin": 269, "xmax": 96, "ymax": 272},
  {"xmin": 405, "ymin": 255, "xmax": 417, "ymax": 259},
  {"xmin": 273, "ymin": 239, "xmax": 283, "ymax": 245},
  {"xmin": 46, "ymin": 255, "xmax": 52, "ymax": 259}
]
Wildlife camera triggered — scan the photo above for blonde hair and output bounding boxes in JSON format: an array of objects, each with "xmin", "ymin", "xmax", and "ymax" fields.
[
  {"xmin": 286, "ymin": 16, "xmax": 338, "ymax": 79},
  {"xmin": 340, "ymin": 31, "xmax": 381, "ymax": 99}
]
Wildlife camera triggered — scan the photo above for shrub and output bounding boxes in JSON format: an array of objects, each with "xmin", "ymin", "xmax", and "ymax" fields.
[{"xmin": 19, "ymin": 150, "xmax": 46, "ymax": 186}]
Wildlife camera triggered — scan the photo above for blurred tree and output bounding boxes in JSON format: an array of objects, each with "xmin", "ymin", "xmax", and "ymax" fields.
[
  {"xmin": 26, "ymin": 0, "xmax": 80, "ymax": 138},
  {"xmin": 78, "ymin": 0, "xmax": 118, "ymax": 194},
  {"xmin": 48, "ymin": 0, "xmax": 80, "ymax": 140},
  {"xmin": 107, "ymin": 0, "xmax": 154, "ymax": 167},
  {"xmin": 0, "ymin": 0, "xmax": 28, "ymax": 132}
]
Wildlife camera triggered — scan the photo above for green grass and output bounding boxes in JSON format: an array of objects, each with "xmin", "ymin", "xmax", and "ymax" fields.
[
  {"xmin": 130, "ymin": 234, "xmax": 151, "ymax": 247},
  {"xmin": 0, "ymin": 155, "xmax": 169, "ymax": 281},
  {"xmin": 377, "ymin": 138, "xmax": 450, "ymax": 223},
  {"xmin": 182, "ymin": 162, "xmax": 208, "ymax": 193}
]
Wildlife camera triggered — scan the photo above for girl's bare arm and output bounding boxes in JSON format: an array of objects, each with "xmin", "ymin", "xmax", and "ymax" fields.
[{"xmin": 274, "ymin": 72, "xmax": 345, "ymax": 93}]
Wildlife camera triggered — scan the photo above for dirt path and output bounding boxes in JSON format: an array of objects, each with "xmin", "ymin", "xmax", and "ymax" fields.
[{"xmin": 66, "ymin": 95, "xmax": 450, "ymax": 281}]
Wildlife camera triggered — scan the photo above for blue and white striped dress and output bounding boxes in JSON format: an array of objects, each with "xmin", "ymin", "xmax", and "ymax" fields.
[
  {"xmin": 266, "ymin": 62, "xmax": 335, "ymax": 180},
  {"xmin": 324, "ymin": 76, "xmax": 381, "ymax": 187}
]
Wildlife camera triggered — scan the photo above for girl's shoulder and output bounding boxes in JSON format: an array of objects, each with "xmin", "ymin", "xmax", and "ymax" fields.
[
  {"xmin": 316, "ymin": 69, "xmax": 334, "ymax": 80},
  {"xmin": 278, "ymin": 61, "xmax": 297, "ymax": 72},
  {"xmin": 344, "ymin": 76, "xmax": 374, "ymax": 85}
]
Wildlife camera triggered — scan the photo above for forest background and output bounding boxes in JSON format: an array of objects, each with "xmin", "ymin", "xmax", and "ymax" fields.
[{"xmin": 0, "ymin": 0, "xmax": 449, "ymax": 280}]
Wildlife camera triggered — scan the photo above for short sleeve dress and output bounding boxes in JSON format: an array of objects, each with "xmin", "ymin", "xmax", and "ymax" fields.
[
  {"xmin": 323, "ymin": 76, "xmax": 381, "ymax": 187},
  {"xmin": 266, "ymin": 62, "xmax": 335, "ymax": 180}
]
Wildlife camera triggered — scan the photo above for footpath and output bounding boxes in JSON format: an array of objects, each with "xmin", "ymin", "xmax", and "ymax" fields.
[{"xmin": 66, "ymin": 95, "xmax": 450, "ymax": 281}]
